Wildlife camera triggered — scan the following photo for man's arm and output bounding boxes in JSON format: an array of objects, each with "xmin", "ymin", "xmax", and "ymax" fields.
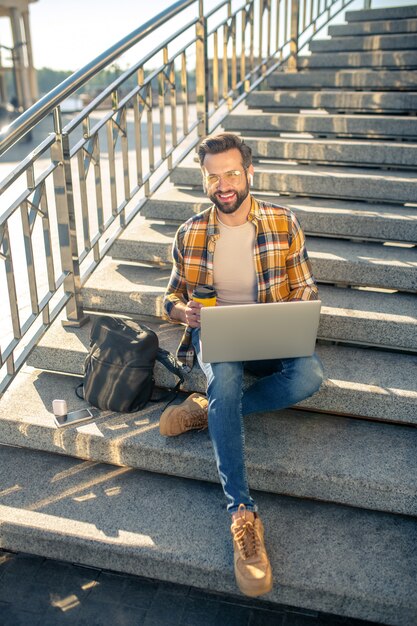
[
  {"xmin": 169, "ymin": 301, "xmax": 187, "ymax": 323},
  {"xmin": 163, "ymin": 227, "xmax": 188, "ymax": 318},
  {"xmin": 286, "ymin": 214, "xmax": 319, "ymax": 301},
  {"xmin": 163, "ymin": 229, "xmax": 203, "ymax": 328}
]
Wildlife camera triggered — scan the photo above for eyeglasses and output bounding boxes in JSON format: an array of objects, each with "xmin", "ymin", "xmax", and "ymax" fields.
[{"xmin": 203, "ymin": 169, "xmax": 247, "ymax": 187}]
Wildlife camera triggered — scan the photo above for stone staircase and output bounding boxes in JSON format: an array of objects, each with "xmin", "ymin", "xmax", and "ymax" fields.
[{"xmin": 1, "ymin": 5, "xmax": 417, "ymax": 625}]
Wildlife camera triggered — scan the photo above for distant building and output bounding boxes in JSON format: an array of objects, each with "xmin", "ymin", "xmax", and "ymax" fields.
[{"xmin": 0, "ymin": 0, "xmax": 38, "ymax": 116}]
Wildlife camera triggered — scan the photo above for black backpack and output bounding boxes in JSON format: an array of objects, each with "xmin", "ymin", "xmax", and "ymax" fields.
[{"xmin": 76, "ymin": 315, "xmax": 184, "ymax": 412}]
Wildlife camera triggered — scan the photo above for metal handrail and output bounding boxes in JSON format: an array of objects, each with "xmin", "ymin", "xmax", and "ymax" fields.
[
  {"xmin": 61, "ymin": 15, "xmax": 200, "ymax": 136},
  {"xmin": 0, "ymin": 0, "xmax": 359, "ymax": 396}
]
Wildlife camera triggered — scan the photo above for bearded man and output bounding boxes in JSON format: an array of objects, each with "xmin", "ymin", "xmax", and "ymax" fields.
[{"xmin": 160, "ymin": 132, "xmax": 324, "ymax": 597}]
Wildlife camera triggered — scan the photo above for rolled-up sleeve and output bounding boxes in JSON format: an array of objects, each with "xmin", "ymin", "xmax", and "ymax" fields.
[
  {"xmin": 163, "ymin": 227, "xmax": 188, "ymax": 319},
  {"xmin": 286, "ymin": 214, "xmax": 318, "ymax": 301}
]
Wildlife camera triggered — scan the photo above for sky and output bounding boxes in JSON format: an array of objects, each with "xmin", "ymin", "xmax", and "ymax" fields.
[
  {"xmin": 30, "ymin": 0, "xmax": 180, "ymax": 71},
  {"xmin": 2, "ymin": 0, "xmax": 190, "ymax": 71},
  {"xmin": 1, "ymin": 0, "xmax": 415, "ymax": 72}
]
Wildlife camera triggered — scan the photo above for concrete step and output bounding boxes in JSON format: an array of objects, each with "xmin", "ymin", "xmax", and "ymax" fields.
[
  {"xmin": 2, "ymin": 367, "xmax": 417, "ymax": 516},
  {"xmin": 112, "ymin": 222, "xmax": 417, "ymax": 292},
  {"xmin": 66, "ymin": 251, "xmax": 417, "ymax": 350},
  {"xmin": 111, "ymin": 224, "xmax": 417, "ymax": 292},
  {"xmin": 142, "ymin": 188, "xmax": 212, "ymax": 221},
  {"xmin": 223, "ymin": 110, "xmax": 417, "ymax": 139},
  {"xmin": 244, "ymin": 135, "xmax": 417, "ymax": 168},
  {"xmin": 310, "ymin": 33, "xmax": 417, "ymax": 53},
  {"xmin": 142, "ymin": 190, "xmax": 417, "ymax": 244},
  {"xmin": 171, "ymin": 161, "xmax": 417, "ymax": 204},
  {"xmin": 247, "ymin": 90, "xmax": 417, "ymax": 113},
  {"xmin": 329, "ymin": 17, "xmax": 417, "ymax": 36},
  {"xmin": 27, "ymin": 308, "xmax": 417, "ymax": 425},
  {"xmin": 297, "ymin": 50, "xmax": 417, "ymax": 69},
  {"xmin": 268, "ymin": 69, "xmax": 417, "ymax": 90},
  {"xmin": 317, "ymin": 285, "xmax": 417, "ymax": 352},
  {"xmin": 345, "ymin": 5, "xmax": 417, "ymax": 23},
  {"xmin": 289, "ymin": 236, "xmax": 417, "ymax": 292},
  {"xmin": 1, "ymin": 445, "xmax": 416, "ymax": 625}
]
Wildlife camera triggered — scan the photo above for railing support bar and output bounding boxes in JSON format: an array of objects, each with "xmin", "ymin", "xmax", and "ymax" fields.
[
  {"xmin": 51, "ymin": 108, "xmax": 89, "ymax": 328},
  {"xmin": 196, "ymin": 0, "xmax": 209, "ymax": 139},
  {"xmin": 287, "ymin": 0, "xmax": 299, "ymax": 72}
]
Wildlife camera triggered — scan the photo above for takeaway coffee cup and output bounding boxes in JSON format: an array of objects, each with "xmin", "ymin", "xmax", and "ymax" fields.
[{"xmin": 192, "ymin": 286, "xmax": 217, "ymax": 306}]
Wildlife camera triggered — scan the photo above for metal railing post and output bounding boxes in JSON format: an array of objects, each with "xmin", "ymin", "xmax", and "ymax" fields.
[
  {"xmin": 51, "ymin": 108, "xmax": 89, "ymax": 328},
  {"xmin": 287, "ymin": 0, "xmax": 299, "ymax": 72},
  {"xmin": 196, "ymin": 0, "xmax": 209, "ymax": 139},
  {"xmin": 364, "ymin": 0, "xmax": 371, "ymax": 8}
]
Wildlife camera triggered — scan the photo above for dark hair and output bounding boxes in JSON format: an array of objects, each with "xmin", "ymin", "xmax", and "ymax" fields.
[{"xmin": 198, "ymin": 133, "xmax": 252, "ymax": 169}]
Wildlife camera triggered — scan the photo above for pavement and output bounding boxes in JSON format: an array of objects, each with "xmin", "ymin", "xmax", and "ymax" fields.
[{"xmin": 0, "ymin": 549, "xmax": 378, "ymax": 626}]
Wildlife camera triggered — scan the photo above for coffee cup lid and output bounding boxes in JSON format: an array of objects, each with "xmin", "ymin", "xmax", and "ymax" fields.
[{"xmin": 192, "ymin": 286, "xmax": 216, "ymax": 298}]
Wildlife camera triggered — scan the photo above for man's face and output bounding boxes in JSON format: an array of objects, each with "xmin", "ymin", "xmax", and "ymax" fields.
[{"xmin": 202, "ymin": 148, "xmax": 253, "ymax": 215}]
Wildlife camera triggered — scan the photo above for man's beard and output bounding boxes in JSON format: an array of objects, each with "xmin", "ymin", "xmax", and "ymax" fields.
[{"xmin": 209, "ymin": 181, "xmax": 250, "ymax": 215}]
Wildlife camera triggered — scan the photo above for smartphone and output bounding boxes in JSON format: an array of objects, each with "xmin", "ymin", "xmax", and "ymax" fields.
[{"xmin": 54, "ymin": 407, "xmax": 98, "ymax": 427}]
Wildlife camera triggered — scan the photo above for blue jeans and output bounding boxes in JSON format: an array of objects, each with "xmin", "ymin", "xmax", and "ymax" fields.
[{"xmin": 191, "ymin": 329, "xmax": 324, "ymax": 514}]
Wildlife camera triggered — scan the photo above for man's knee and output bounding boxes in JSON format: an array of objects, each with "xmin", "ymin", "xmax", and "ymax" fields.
[
  {"xmin": 301, "ymin": 354, "xmax": 324, "ymax": 396},
  {"xmin": 207, "ymin": 361, "xmax": 243, "ymax": 396},
  {"xmin": 281, "ymin": 354, "xmax": 324, "ymax": 399}
]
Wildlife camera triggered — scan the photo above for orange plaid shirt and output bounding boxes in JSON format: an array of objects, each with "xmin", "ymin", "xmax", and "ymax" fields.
[{"xmin": 163, "ymin": 197, "xmax": 318, "ymax": 369}]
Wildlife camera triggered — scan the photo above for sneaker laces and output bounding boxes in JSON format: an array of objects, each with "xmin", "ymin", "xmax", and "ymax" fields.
[{"xmin": 232, "ymin": 506, "xmax": 259, "ymax": 560}]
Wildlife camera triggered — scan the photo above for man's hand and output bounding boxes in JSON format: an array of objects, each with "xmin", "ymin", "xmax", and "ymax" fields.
[
  {"xmin": 170, "ymin": 300, "xmax": 204, "ymax": 327},
  {"xmin": 184, "ymin": 300, "xmax": 203, "ymax": 328}
]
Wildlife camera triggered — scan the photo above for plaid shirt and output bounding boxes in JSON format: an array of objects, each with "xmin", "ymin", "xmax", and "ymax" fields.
[{"xmin": 163, "ymin": 196, "xmax": 318, "ymax": 369}]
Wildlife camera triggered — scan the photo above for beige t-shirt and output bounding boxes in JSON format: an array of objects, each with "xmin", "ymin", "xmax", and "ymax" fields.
[{"xmin": 213, "ymin": 218, "xmax": 258, "ymax": 305}]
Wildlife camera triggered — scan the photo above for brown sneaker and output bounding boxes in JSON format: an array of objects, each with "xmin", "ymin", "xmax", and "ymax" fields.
[
  {"xmin": 231, "ymin": 504, "xmax": 273, "ymax": 597},
  {"xmin": 159, "ymin": 393, "xmax": 208, "ymax": 437}
]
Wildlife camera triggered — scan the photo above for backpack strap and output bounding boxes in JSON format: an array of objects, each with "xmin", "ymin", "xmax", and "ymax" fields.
[
  {"xmin": 150, "ymin": 348, "xmax": 186, "ymax": 407},
  {"xmin": 155, "ymin": 347, "xmax": 185, "ymax": 385},
  {"xmin": 75, "ymin": 382, "xmax": 84, "ymax": 400}
]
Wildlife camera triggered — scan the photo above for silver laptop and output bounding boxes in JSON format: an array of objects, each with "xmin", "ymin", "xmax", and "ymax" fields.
[{"xmin": 200, "ymin": 300, "xmax": 321, "ymax": 363}]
